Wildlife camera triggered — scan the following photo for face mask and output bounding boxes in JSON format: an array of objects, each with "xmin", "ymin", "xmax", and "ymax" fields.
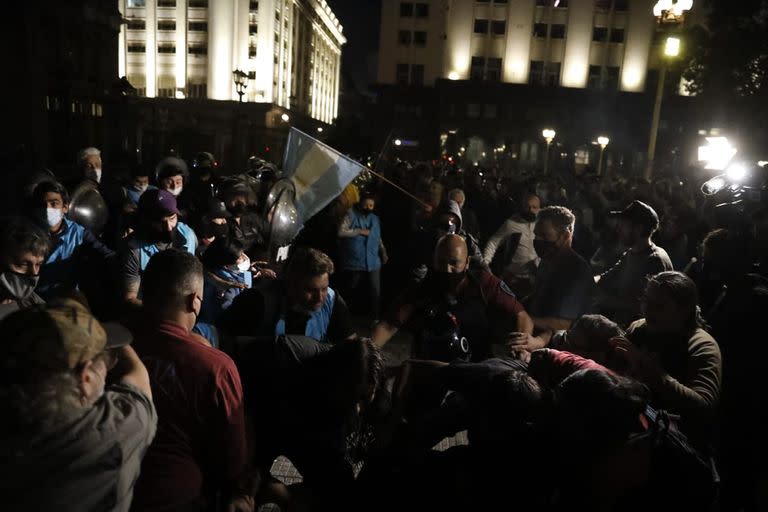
[
  {"xmin": 158, "ymin": 229, "xmax": 174, "ymax": 243},
  {"xmin": 237, "ymin": 257, "xmax": 251, "ymax": 273},
  {"xmin": 521, "ymin": 211, "xmax": 536, "ymax": 223},
  {"xmin": 533, "ymin": 239, "xmax": 558, "ymax": 259},
  {"xmin": 434, "ymin": 271, "xmax": 466, "ymax": 295},
  {"xmin": 0, "ymin": 271, "xmax": 40, "ymax": 300},
  {"xmin": 169, "ymin": 186, "xmax": 183, "ymax": 197},
  {"xmin": 211, "ymin": 223, "xmax": 229, "ymax": 238},
  {"xmin": 228, "ymin": 203, "xmax": 247, "ymax": 216},
  {"xmin": 133, "ymin": 183, "xmax": 149, "ymax": 193},
  {"xmin": 88, "ymin": 168, "xmax": 102, "ymax": 183},
  {"xmin": 46, "ymin": 208, "xmax": 64, "ymax": 228}
]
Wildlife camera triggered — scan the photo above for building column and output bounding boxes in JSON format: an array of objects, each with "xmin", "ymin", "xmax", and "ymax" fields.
[
  {"xmin": 146, "ymin": 0, "xmax": 157, "ymax": 97},
  {"xmin": 118, "ymin": 0, "xmax": 127, "ymax": 78},
  {"xmin": 621, "ymin": 0, "xmax": 655, "ymax": 92},
  {"xmin": 175, "ymin": 0, "xmax": 188, "ymax": 96},
  {"xmin": 561, "ymin": 0, "xmax": 594, "ymax": 88},
  {"xmin": 502, "ymin": 0, "xmax": 535, "ymax": 83},
  {"xmin": 208, "ymin": 0, "xmax": 235, "ymax": 100}
]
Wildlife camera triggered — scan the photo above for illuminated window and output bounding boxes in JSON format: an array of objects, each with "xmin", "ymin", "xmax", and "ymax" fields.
[
  {"xmin": 413, "ymin": 31, "xmax": 427, "ymax": 46},
  {"xmin": 550, "ymin": 24, "xmax": 566, "ymax": 39},
  {"xmin": 532, "ymin": 23, "xmax": 547, "ymax": 38},
  {"xmin": 474, "ymin": 19, "xmax": 489, "ymax": 34},
  {"xmin": 400, "ymin": 2, "xmax": 414, "ymax": 17},
  {"xmin": 415, "ymin": 3, "xmax": 429, "ymax": 17},
  {"xmin": 610, "ymin": 28, "xmax": 625, "ymax": 43},
  {"xmin": 189, "ymin": 21, "xmax": 208, "ymax": 31},
  {"xmin": 398, "ymin": 30, "xmax": 412, "ymax": 46},
  {"xmin": 127, "ymin": 19, "xmax": 145, "ymax": 30},
  {"xmin": 157, "ymin": 20, "xmax": 176, "ymax": 31},
  {"xmin": 491, "ymin": 21, "xmax": 506, "ymax": 35},
  {"xmin": 592, "ymin": 27, "xmax": 607, "ymax": 42}
]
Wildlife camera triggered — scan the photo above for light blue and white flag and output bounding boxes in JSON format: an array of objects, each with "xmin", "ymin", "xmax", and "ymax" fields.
[{"xmin": 282, "ymin": 128, "xmax": 365, "ymax": 222}]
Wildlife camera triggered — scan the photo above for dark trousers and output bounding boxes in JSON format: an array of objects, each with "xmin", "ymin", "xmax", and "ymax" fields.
[{"xmin": 341, "ymin": 269, "xmax": 381, "ymax": 320}]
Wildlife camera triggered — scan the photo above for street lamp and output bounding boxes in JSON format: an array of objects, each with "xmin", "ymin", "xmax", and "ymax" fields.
[
  {"xmin": 394, "ymin": 139, "xmax": 402, "ymax": 146},
  {"xmin": 542, "ymin": 128, "xmax": 556, "ymax": 174},
  {"xmin": 596, "ymin": 135, "xmax": 610, "ymax": 176},
  {"xmin": 232, "ymin": 69, "xmax": 248, "ymax": 102}
]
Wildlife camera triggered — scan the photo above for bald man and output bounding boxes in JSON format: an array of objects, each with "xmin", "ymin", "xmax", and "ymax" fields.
[{"xmin": 372, "ymin": 234, "xmax": 534, "ymax": 361}]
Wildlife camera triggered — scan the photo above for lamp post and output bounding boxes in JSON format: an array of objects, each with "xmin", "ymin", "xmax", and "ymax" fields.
[
  {"xmin": 542, "ymin": 128, "xmax": 556, "ymax": 174},
  {"xmin": 597, "ymin": 135, "xmax": 610, "ymax": 176},
  {"xmin": 645, "ymin": 1, "xmax": 692, "ymax": 181},
  {"xmin": 232, "ymin": 69, "xmax": 248, "ymax": 102}
]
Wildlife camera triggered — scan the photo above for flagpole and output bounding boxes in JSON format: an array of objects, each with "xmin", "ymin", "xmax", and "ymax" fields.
[{"xmin": 367, "ymin": 129, "xmax": 431, "ymax": 209}]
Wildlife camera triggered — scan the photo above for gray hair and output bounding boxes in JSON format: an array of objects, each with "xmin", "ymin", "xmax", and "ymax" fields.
[
  {"xmin": 0, "ymin": 371, "xmax": 84, "ymax": 435},
  {"xmin": 448, "ymin": 188, "xmax": 465, "ymax": 205},
  {"xmin": 77, "ymin": 147, "xmax": 101, "ymax": 163},
  {"xmin": 537, "ymin": 206, "xmax": 575, "ymax": 235}
]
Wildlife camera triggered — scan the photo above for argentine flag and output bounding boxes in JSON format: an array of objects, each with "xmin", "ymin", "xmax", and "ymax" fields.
[{"xmin": 282, "ymin": 128, "xmax": 366, "ymax": 223}]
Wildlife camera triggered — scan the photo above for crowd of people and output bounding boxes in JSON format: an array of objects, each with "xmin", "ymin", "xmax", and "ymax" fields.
[{"xmin": 1, "ymin": 146, "xmax": 767, "ymax": 511}]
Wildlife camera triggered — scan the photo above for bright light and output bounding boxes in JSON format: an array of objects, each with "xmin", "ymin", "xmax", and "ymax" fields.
[
  {"xmin": 281, "ymin": 113, "xmax": 290, "ymax": 122},
  {"xmin": 664, "ymin": 37, "xmax": 681, "ymax": 57},
  {"xmin": 597, "ymin": 136, "xmax": 610, "ymax": 147},
  {"xmin": 758, "ymin": 161, "xmax": 768, "ymax": 167},
  {"xmin": 317, "ymin": 127, "xmax": 323, "ymax": 133},
  {"xmin": 175, "ymin": 90, "xmax": 186, "ymax": 99},
  {"xmin": 482, "ymin": 152, "xmax": 486, "ymax": 157},
  {"xmin": 542, "ymin": 129, "xmax": 556, "ymax": 143},
  {"xmin": 394, "ymin": 139, "xmax": 402, "ymax": 146},
  {"xmin": 653, "ymin": 0, "xmax": 693, "ymax": 18},
  {"xmin": 726, "ymin": 162, "xmax": 748, "ymax": 182},
  {"xmin": 448, "ymin": 71, "xmax": 459, "ymax": 81},
  {"xmin": 459, "ymin": 147, "xmax": 466, "ymax": 152},
  {"xmin": 698, "ymin": 136, "xmax": 737, "ymax": 171}
]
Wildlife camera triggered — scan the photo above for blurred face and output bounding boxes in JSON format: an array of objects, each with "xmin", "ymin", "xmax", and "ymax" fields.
[
  {"xmin": 150, "ymin": 213, "xmax": 178, "ymax": 235},
  {"xmin": 225, "ymin": 194, "xmax": 249, "ymax": 215},
  {"xmin": 642, "ymin": 286, "xmax": 685, "ymax": 334},
  {"xmin": 83, "ymin": 154, "xmax": 102, "ymax": 182},
  {"xmin": 133, "ymin": 176, "xmax": 150, "ymax": 189},
  {"xmin": 533, "ymin": 219, "xmax": 570, "ymax": 258},
  {"xmin": 7, "ymin": 251, "xmax": 45, "ymax": 276},
  {"xmin": 43, "ymin": 192, "xmax": 67, "ymax": 212},
  {"xmin": 290, "ymin": 273, "xmax": 330, "ymax": 312},
  {"xmin": 618, "ymin": 219, "xmax": 642, "ymax": 247},
  {"xmin": 433, "ymin": 243, "xmax": 469, "ymax": 274},
  {"xmin": 161, "ymin": 175, "xmax": 184, "ymax": 194},
  {"xmin": 525, "ymin": 196, "xmax": 541, "ymax": 217},
  {"xmin": 359, "ymin": 198, "xmax": 375, "ymax": 214}
]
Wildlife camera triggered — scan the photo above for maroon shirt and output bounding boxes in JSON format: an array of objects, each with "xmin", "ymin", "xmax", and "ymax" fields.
[{"xmin": 130, "ymin": 321, "xmax": 247, "ymax": 511}]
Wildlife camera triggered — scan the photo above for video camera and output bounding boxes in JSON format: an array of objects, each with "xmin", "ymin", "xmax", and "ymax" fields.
[
  {"xmin": 416, "ymin": 300, "xmax": 472, "ymax": 362},
  {"xmin": 701, "ymin": 161, "xmax": 768, "ymax": 216}
]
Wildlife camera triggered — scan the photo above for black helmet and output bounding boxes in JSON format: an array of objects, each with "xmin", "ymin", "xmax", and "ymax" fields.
[
  {"xmin": 155, "ymin": 156, "xmax": 189, "ymax": 182},
  {"xmin": 193, "ymin": 151, "xmax": 216, "ymax": 169}
]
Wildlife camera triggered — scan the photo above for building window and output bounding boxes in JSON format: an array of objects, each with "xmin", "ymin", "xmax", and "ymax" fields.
[
  {"xmin": 158, "ymin": 0, "xmax": 176, "ymax": 7},
  {"xmin": 249, "ymin": 25, "xmax": 258, "ymax": 35},
  {"xmin": 470, "ymin": 56, "xmax": 485, "ymax": 80},
  {"xmin": 495, "ymin": 0, "xmax": 508, "ymax": 3},
  {"xmin": 396, "ymin": 63, "xmax": 409, "ymax": 85},
  {"xmin": 415, "ymin": 3, "xmax": 429, "ymax": 17},
  {"xmin": 610, "ymin": 28, "xmax": 625, "ymax": 43},
  {"xmin": 250, "ymin": 0, "xmax": 259, "ymax": 10},
  {"xmin": 483, "ymin": 104, "xmax": 498, "ymax": 119},
  {"xmin": 127, "ymin": 0, "xmax": 145, "ymax": 7},
  {"xmin": 556, "ymin": 0, "xmax": 569, "ymax": 7},
  {"xmin": 535, "ymin": 0, "xmax": 549, "ymax": 5},
  {"xmin": 158, "ymin": 43, "xmax": 176, "ymax": 53},
  {"xmin": 126, "ymin": 19, "xmax": 145, "ymax": 30},
  {"xmin": 550, "ymin": 24, "xmax": 566, "ymax": 38},
  {"xmin": 413, "ymin": 31, "xmax": 427, "ymax": 46},
  {"xmin": 545, "ymin": 62, "xmax": 561, "ymax": 86},
  {"xmin": 158, "ymin": 20, "xmax": 176, "ymax": 31},
  {"xmin": 491, "ymin": 20, "xmax": 506, "ymax": 35},
  {"xmin": 605, "ymin": 66, "xmax": 619, "ymax": 89},
  {"xmin": 593, "ymin": 27, "xmax": 607, "ymax": 42},
  {"xmin": 529, "ymin": 60, "xmax": 544, "ymax": 85},
  {"xmin": 533, "ymin": 23, "xmax": 547, "ymax": 38},
  {"xmin": 127, "ymin": 43, "xmax": 146, "ymax": 52},
  {"xmin": 588, "ymin": 65, "xmax": 601, "ymax": 88},
  {"xmin": 467, "ymin": 103, "xmax": 481, "ymax": 119},
  {"xmin": 411, "ymin": 64, "xmax": 424, "ymax": 85},
  {"xmin": 474, "ymin": 19, "xmax": 489, "ymax": 34},
  {"xmin": 487, "ymin": 57, "xmax": 502, "ymax": 81},
  {"xmin": 187, "ymin": 83, "xmax": 207, "ymax": 98},
  {"xmin": 596, "ymin": 0, "xmax": 611, "ymax": 10},
  {"xmin": 614, "ymin": 0, "xmax": 628, "ymax": 11},
  {"xmin": 249, "ymin": 45, "xmax": 257, "ymax": 58},
  {"xmin": 188, "ymin": 0, "xmax": 208, "ymax": 7},
  {"xmin": 188, "ymin": 44, "xmax": 208, "ymax": 55},
  {"xmin": 400, "ymin": 2, "xmax": 414, "ymax": 17},
  {"xmin": 158, "ymin": 87, "xmax": 175, "ymax": 98},
  {"xmin": 398, "ymin": 30, "xmax": 412, "ymax": 46},
  {"xmin": 189, "ymin": 21, "xmax": 208, "ymax": 31},
  {"xmin": 477, "ymin": 0, "xmax": 490, "ymax": 3}
]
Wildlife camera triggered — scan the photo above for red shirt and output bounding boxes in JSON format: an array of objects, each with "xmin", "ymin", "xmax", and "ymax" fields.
[{"xmin": 130, "ymin": 321, "xmax": 247, "ymax": 511}]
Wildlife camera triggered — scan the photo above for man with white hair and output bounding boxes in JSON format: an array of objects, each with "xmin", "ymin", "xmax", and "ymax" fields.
[{"xmin": 78, "ymin": 147, "xmax": 103, "ymax": 184}]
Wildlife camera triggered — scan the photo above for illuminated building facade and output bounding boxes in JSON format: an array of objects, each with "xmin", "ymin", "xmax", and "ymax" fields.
[{"xmin": 118, "ymin": 0, "xmax": 345, "ymax": 124}]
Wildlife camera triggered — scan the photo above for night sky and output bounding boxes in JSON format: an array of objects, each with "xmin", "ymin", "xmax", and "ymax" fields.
[{"xmin": 325, "ymin": 0, "xmax": 382, "ymax": 91}]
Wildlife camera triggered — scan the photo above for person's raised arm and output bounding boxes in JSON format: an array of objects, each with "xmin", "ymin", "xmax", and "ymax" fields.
[{"xmin": 115, "ymin": 345, "xmax": 152, "ymax": 400}]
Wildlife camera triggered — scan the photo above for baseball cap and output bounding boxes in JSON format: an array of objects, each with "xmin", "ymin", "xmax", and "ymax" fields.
[
  {"xmin": 609, "ymin": 200, "xmax": 659, "ymax": 231},
  {"xmin": 1, "ymin": 298, "xmax": 132, "ymax": 374},
  {"xmin": 138, "ymin": 188, "xmax": 180, "ymax": 218}
]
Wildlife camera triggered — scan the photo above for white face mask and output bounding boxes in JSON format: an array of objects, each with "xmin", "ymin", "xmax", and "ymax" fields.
[
  {"xmin": 169, "ymin": 185, "xmax": 183, "ymax": 197},
  {"xmin": 237, "ymin": 256, "xmax": 251, "ymax": 273},
  {"xmin": 46, "ymin": 208, "xmax": 64, "ymax": 228},
  {"xmin": 134, "ymin": 183, "xmax": 149, "ymax": 193},
  {"xmin": 88, "ymin": 168, "xmax": 102, "ymax": 183}
]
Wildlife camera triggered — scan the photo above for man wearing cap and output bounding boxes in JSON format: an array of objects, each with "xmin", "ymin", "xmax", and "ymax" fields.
[
  {"xmin": 129, "ymin": 249, "xmax": 255, "ymax": 511},
  {"xmin": 221, "ymin": 180, "xmax": 269, "ymax": 258},
  {"xmin": 595, "ymin": 200, "xmax": 673, "ymax": 326},
  {"xmin": 155, "ymin": 156, "xmax": 191, "ymax": 221},
  {"xmin": 0, "ymin": 216, "xmax": 51, "ymax": 320},
  {"xmin": 0, "ymin": 299, "xmax": 156, "ymax": 511},
  {"xmin": 196, "ymin": 198, "xmax": 233, "ymax": 255},
  {"xmin": 119, "ymin": 189, "xmax": 198, "ymax": 307}
]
